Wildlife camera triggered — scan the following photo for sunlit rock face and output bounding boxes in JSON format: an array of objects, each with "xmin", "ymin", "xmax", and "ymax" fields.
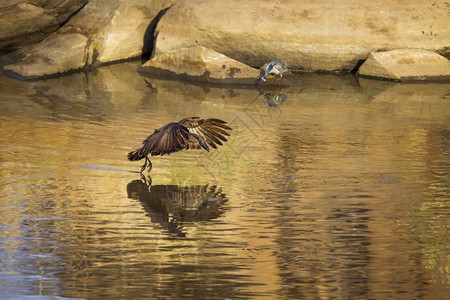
[
  {"xmin": 66, "ymin": 0, "xmax": 174, "ymax": 64},
  {"xmin": 3, "ymin": 0, "xmax": 450, "ymax": 80},
  {"xmin": 357, "ymin": 49, "xmax": 450, "ymax": 82},
  {"xmin": 0, "ymin": 0, "xmax": 88, "ymax": 53},
  {"xmin": 155, "ymin": 0, "xmax": 450, "ymax": 72},
  {"xmin": 3, "ymin": 0, "xmax": 174, "ymax": 79},
  {"xmin": 4, "ymin": 33, "xmax": 89, "ymax": 79},
  {"xmin": 139, "ymin": 46, "xmax": 260, "ymax": 84}
]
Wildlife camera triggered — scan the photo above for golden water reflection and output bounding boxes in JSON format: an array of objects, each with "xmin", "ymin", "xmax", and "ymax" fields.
[
  {"xmin": 0, "ymin": 61, "xmax": 449, "ymax": 299},
  {"xmin": 127, "ymin": 176, "xmax": 228, "ymax": 237}
]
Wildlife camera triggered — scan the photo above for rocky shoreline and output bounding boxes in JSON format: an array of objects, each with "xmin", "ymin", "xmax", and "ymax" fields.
[{"xmin": 1, "ymin": 0, "xmax": 449, "ymax": 82}]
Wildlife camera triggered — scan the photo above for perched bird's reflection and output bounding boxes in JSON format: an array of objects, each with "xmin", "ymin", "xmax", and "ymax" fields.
[
  {"xmin": 258, "ymin": 87, "xmax": 288, "ymax": 107},
  {"xmin": 127, "ymin": 176, "xmax": 228, "ymax": 237}
]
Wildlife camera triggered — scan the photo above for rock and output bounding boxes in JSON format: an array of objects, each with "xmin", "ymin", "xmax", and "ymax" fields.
[
  {"xmin": 357, "ymin": 49, "xmax": 450, "ymax": 81},
  {"xmin": 4, "ymin": 0, "xmax": 450, "ymax": 80},
  {"xmin": 0, "ymin": 0, "xmax": 88, "ymax": 53},
  {"xmin": 155, "ymin": 0, "xmax": 450, "ymax": 72},
  {"xmin": 67, "ymin": 0, "xmax": 174, "ymax": 64},
  {"xmin": 4, "ymin": 33, "xmax": 89, "ymax": 79},
  {"xmin": 358, "ymin": 77, "xmax": 450, "ymax": 104},
  {"xmin": 138, "ymin": 46, "xmax": 260, "ymax": 84},
  {"xmin": 3, "ymin": 0, "xmax": 174, "ymax": 79}
]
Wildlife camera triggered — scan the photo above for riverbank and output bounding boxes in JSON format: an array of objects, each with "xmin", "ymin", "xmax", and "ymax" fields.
[{"xmin": 1, "ymin": 0, "xmax": 449, "ymax": 81}]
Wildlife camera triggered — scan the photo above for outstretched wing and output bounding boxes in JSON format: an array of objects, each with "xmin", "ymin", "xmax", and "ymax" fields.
[
  {"xmin": 137, "ymin": 122, "xmax": 191, "ymax": 156},
  {"xmin": 179, "ymin": 117, "xmax": 232, "ymax": 149},
  {"xmin": 130, "ymin": 117, "xmax": 231, "ymax": 159}
]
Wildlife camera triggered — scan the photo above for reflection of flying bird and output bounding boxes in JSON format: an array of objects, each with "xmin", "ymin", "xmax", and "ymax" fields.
[
  {"xmin": 259, "ymin": 60, "xmax": 288, "ymax": 82},
  {"xmin": 127, "ymin": 178, "xmax": 228, "ymax": 237},
  {"xmin": 128, "ymin": 117, "xmax": 232, "ymax": 173}
]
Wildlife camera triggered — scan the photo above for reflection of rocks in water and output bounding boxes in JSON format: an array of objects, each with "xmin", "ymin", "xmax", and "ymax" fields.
[
  {"xmin": 29, "ymin": 90, "xmax": 109, "ymax": 123},
  {"xmin": 274, "ymin": 201, "xmax": 372, "ymax": 297},
  {"xmin": 258, "ymin": 87, "xmax": 288, "ymax": 107},
  {"xmin": 0, "ymin": 61, "xmax": 146, "ymax": 122},
  {"xmin": 126, "ymin": 177, "xmax": 228, "ymax": 237}
]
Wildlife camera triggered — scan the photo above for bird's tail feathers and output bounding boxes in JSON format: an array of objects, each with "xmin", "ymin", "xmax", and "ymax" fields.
[{"xmin": 128, "ymin": 149, "xmax": 145, "ymax": 161}]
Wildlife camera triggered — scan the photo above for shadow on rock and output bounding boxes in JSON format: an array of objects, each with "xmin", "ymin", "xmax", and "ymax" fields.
[{"xmin": 126, "ymin": 176, "xmax": 228, "ymax": 237}]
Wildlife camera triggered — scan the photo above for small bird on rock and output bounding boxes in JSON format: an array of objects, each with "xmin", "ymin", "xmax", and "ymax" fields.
[
  {"xmin": 259, "ymin": 60, "xmax": 288, "ymax": 82},
  {"xmin": 128, "ymin": 117, "xmax": 232, "ymax": 173}
]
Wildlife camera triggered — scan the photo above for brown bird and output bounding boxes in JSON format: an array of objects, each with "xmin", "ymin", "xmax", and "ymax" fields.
[{"xmin": 128, "ymin": 117, "xmax": 232, "ymax": 173}]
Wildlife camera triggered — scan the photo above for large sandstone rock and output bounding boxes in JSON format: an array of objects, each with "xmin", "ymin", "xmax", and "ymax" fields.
[
  {"xmin": 67, "ymin": 0, "xmax": 174, "ymax": 64},
  {"xmin": 0, "ymin": 0, "xmax": 88, "ymax": 53},
  {"xmin": 4, "ymin": 33, "xmax": 89, "ymax": 79},
  {"xmin": 4, "ymin": 0, "xmax": 450, "ymax": 80},
  {"xmin": 357, "ymin": 49, "xmax": 450, "ymax": 81},
  {"xmin": 155, "ymin": 0, "xmax": 450, "ymax": 72},
  {"xmin": 138, "ymin": 46, "xmax": 260, "ymax": 84},
  {"xmin": 3, "ymin": 0, "xmax": 174, "ymax": 79}
]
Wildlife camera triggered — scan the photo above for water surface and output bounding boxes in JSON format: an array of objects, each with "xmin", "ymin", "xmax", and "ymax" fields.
[{"xmin": 0, "ymin": 62, "xmax": 449, "ymax": 299}]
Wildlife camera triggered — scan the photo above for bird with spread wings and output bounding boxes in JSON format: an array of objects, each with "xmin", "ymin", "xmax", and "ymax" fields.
[{"xmin": 128, "ymin": 117, "xmax": 232, "ymax": 173}]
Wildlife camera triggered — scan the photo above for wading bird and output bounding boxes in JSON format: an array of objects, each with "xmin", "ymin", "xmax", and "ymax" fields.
[
  {"xmin": 128, "ymin": 117, "xmax": 232, "ymax": 173},
  {"xmin": 259, "ymin": 60, "xmax": 288, "ymax": 82}
]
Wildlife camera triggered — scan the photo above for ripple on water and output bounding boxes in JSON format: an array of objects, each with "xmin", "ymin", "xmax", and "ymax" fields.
[{"xmin": 1, "ymin": 67, "xmax": 449, "ymax": 299}]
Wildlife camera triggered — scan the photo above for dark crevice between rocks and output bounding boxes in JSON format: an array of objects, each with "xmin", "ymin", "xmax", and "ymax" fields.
[
  {"xmin": 351, "ymin": 59, "xmax": 365, "ymax": 74},
  {"xmin": 439, "ymin": 47, "xmax": 450, "ymax": 60},
  {"xmin": 58, "ymin": 1, "xmax": 88, "ymax": 29},
  {"xmin": 141, "ymin": 5, "xmax": 172, "ymax": 64}
]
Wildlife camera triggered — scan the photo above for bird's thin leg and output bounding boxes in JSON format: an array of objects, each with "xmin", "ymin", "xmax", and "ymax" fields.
[
  {"xmin": 139, "ymin": 163, "xmax": 146, "ymax": 173},
  {"xmin": 147, "ymin": 158, "xmax": 152, "ymax": 173},
  {"xmin": 276, "ymin": 73, "xmax": 283, "ymax": 82},
  {"xmin": 140, "ymin": 156, "xmax": 149, "ymax": 173}
]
